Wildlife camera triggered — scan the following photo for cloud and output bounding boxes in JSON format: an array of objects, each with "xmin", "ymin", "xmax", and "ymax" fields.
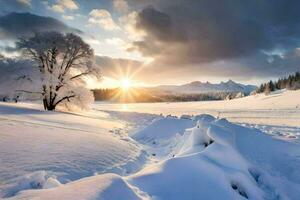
[
  {"xmin": 119, "ymin": 11, "xmax": 146, "ymax": 40},
  {"xmin": 84, "ymin": 37, "xmax": 101, "ymax": 45},
  {"xmin": 47, "ymin": 0, "xmax": 78, "ymax": 13},
  {"xmin": 95, "ymin": 55, "xmax": 143, "ymax": 79},
  {"xmin": 88, "ymin": 9, "xmax": 119, "ymax": 31},
  {"xmin": 89, "ymin": 9, "xmax": 111, "ymax": 18},
  {"xmin": 62, "ymin": 14, "xmax": 74, "ymax": 20},
  {"xmin": 113, "ymin": 0, "xmax": 129, "ymax": 13},
  {"xmin": 128, "ymin": 5, "xmax": 265, "ymax": 63},
  {"xmin": 0, "ymin": 12, "xmax": 81, "ymax": 40},
  {"xmin": 0, "ymin": 0, "xmax": 31, "ymax": 14},
  {"xmin": 16, "ymin": 0, "xmax": 31, "ymax": 7},
  {"xmin": 95, "ymin": 54, "xmax": 300, "ymax": 86},
  {"xmin": 105, "ymin": 37, "xmax": 125, "ymax": 46},
  {"xmin": 0, "ymin": 57, "xmax": 37, "ymax": 94},
  {"xmin": 121, "ymin": 0, "xmax": 300, "ymax": 80}
]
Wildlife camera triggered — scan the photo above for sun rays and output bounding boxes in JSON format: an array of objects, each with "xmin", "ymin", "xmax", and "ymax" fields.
[
  {"xmin": 91, "ymin": 54, "xmax": 156, "ymax": 103},
  {"xmin": 120, "ymin": 78, "xmax": 132, "ymax": 90}
]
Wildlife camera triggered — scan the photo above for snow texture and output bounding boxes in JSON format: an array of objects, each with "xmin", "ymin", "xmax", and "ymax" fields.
[
  {"xmin": 6, "ymin": 113, "xmax": 300, "ymax": 200},
  {"xmin": 1, "ymin": 89, "xmax": 300, "ymax": 199}
]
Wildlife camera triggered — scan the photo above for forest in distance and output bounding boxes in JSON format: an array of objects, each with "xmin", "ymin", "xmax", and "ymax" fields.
[
  {"xmin": 94, "ymin": 71, "xmax": 300, "ymax": 103},
  {"xmin": 93, "ymin": 88, "xmax": 240, "ymax": 103}
]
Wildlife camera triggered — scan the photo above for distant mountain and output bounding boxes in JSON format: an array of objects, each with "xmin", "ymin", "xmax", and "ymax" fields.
[
  {"xmin": 93, "ymin": 80, "xmax": 257, "ymax": 103},
  {"xmin": 151, "ymin": 80, "xmax": 257, "ymax": 94},
  {"xmin": 0, "ymin": 12, "xmax": 81, "ymax": 40}
]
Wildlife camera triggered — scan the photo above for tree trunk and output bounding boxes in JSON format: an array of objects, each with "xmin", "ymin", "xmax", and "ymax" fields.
[
  {"xmin": 47, "ymin": 105, "xmax": 56, "ymax": 111},
  {"xmin": 43, "ymin": 98, "xmax": 47, "ymax": 110},
  {"xmin": 43, "ymin": 98, "xmax": 56, "ymax": 111}
]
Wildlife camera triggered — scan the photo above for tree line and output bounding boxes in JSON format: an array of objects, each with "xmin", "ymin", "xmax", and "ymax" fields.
[
  {"xmin": 256, "ymin": 72, "xmax": 300, "ymax": 94},
  {"xmin": 93, "ymin": 88, "xmax": 243, "ymax": 103}
]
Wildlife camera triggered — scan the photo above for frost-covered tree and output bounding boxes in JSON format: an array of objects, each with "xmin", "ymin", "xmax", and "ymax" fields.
[
  {"xmin": 257, "ymin": 72, "xmax": 300, "ymax": 94},
  {"xmin": 16, "ymin": 32, "xmax": 100, "ymax": 110}
]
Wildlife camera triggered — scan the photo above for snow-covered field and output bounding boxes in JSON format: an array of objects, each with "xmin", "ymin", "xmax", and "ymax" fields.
[
  {"xmin": 95, "ymin": 90, "xmax": 300, "ymax": 127},
  {"xmin": 0, "ymin": 103, "xmax": 153, "ymax": 198},
  {"xmin": 1, "ymin": 90, "xmax": 300, "ymax": 199},
  {"xmin": 96, "ymin": 90, "xmax": 300, "ymax": 141}
]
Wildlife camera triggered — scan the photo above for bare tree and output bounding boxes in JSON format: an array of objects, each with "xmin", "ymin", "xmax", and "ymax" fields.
[{"xmin": 16, "ymin": 32, "xmax": 100, "ymax": 110}]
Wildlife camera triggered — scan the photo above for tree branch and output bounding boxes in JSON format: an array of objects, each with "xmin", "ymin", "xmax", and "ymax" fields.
[
  {"xmin": 15, "ymin": 90, "xmax": 42, "ymax": 94},
  {"xmin": 70, "ymin": 71, "xmax": 90, "ymax": 80},
  {"xmin": 54, "ymin": 94, "xmax": 76, "ymax": 106}
]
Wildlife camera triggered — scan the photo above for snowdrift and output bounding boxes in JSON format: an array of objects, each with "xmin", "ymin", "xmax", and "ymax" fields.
[
  {"xmin": 7, "ymin": 174, "xmax": 142, "ymax": 200},
  {"xmin": 9, "ymin": 114, "xmax": 300, "ymax": 200}
]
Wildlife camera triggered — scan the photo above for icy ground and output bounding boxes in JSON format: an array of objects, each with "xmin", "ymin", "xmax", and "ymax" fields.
[{"xmin": 1, "ymin": 90, "xmax": 300, "ymax": 199}]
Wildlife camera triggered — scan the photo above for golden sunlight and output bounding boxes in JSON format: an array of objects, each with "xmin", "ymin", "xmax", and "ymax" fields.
[{"xmin": 120, "ymin": 78, "xmax": 132, "ymax": 90}]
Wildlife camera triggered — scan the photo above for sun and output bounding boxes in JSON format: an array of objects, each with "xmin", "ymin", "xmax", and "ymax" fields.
[{"xmin": 120, "ymin": 78, "xmax": 132, "ymax": 90}]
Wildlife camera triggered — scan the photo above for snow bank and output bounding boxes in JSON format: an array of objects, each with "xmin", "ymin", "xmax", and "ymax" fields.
[
  {"xmin": 133, "ymin": 116, "xmax": 195, "ymax": 141},
  {"xmin": 9, "ymin": 114, "xmax": 300, "ymax": 200},
  {"xmin": 4, "ymin": 171, "xmax": 61, "ymax": 198},
  {"xmin": 7, "ymin": 174, "xmax": 143, "ymax": 200}
]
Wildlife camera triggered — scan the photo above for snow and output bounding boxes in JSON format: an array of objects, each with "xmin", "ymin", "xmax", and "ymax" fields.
[
  {"xmin": 133, "ymin": 116, "xmax": 194, "ymax": 141},
  {"xmin": 6, "ymin": 174, "xmax": 143, "ymax": 200},
  {"xmin": 0, "ymin": 102, "xmax": 148, "ymax": 198},
  {"xmin": 127, "ymin": 115, "xmax": 299, "ymax": 200},
  {"xmin": 8, "ymin": 114, "xmax": 300, "ymax": 200},
  {"xmin": 95, "ymin": 89, "xmax": 300, "ymax": 127},
  {"xmin": 1, "ymin": 89, "xmax": 300, "ymax": 199}
]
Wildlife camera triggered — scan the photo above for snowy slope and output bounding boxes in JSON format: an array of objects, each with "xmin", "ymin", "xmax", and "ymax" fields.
[
  {"xmin": 9, "ymin": 115, "xmax": 300, "ymax": 200},
  {"xmin": 153, "ymin": 80, "xmax": 257, "ymax": 94},
  {"xmin": 0, "ymin": 102, "xmax": 151, "ymax": 198}
]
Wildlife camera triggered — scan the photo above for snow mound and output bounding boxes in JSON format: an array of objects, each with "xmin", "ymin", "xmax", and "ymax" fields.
[
  {"xmin": 4, "ymin": 171, "xmax": 61, "ymax": 198},
  {"xmin": 132, "ymin": 116, "xmax": 195, "ymax": 141},
  {"xmin": 8, "ymin": 114, "xmax": 300, "ymax": 200},
  {"xmin": 174, "ymin": 115, "xmax": 215, "ymax": 155},
  {"xmin": 128, "ymin": 115, "xmax": 295, "ymax": 200},
  {"xmin": 8, "ymin": 174, "xmax": 143, "ymax": 200}
]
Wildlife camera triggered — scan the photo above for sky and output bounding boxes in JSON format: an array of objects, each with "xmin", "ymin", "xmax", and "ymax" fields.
[{"xmin": 0, "ymin": 0, "xmax": 300, "ymax": 87}]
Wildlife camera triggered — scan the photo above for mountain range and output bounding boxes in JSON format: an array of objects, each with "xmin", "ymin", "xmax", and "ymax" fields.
[{"xmin": 150, "ymin": 80, "xmax": 257, "ymax": 94}]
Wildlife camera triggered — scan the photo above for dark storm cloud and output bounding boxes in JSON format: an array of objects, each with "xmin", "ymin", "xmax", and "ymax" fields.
[
  {"xmin": 121, "ymin": 0, "xmax": 300, "ymax": 80},
  {"xmin": 0, "ymin": 0, "xmax": 31, "ymax": 15},
  {"xmin": 0, "ymin": 12, "xmax": 81, "ymax": 40},
  {"xmin": 136, "ymin": 7, "xmax": 186, "ymax": 43},
  {"xmin": 0, "ymin": 57, "xmax": 37, "ymax": 94},
  {"xmin": 128, "ymin": 0, "xmax": 300, "ymax": 72}
]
